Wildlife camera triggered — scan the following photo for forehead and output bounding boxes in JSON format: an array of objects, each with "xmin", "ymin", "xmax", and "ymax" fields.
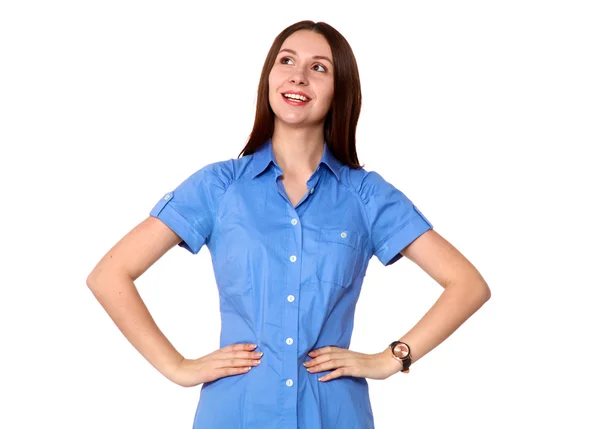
[{"xmin": 280, "ymin": 30, "xmax": 332, "ymax": 58}]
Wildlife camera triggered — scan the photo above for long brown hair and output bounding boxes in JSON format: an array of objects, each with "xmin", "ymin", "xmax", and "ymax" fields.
[{"xmin": 238, "ymin": 20, "xmax": 363, "ymax": 168}]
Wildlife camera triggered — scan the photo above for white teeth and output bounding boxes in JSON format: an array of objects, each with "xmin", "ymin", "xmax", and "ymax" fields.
[{"xmin": 284, "ymin": 93, "xmax": 308, "ymax": 102}]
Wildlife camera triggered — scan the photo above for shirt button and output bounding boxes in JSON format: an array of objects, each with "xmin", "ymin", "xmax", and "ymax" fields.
[
  {"xmin": 287, "ymin": 295, "xmax": 295, "ymax": 302},
  {"xmin": 163, "ymin": 193, "xmax": 171, "ymax": 200},
  {"xmin": 286, "ymin": 379, "xmax": 294, "ymax": 387},
  {"xmin": 310, "ymin": 188, "xmax": 314, "ymax": 194},
  {"xmin": 290, "ymin": 255, "xmax": 297, "ymax": 263},
  {"xmin": 291, "ymin": 219, "xmax": 298, "ymax": 225},
  {"xmin": 286, "ymin": 338, "xmax": 294, "ymax": 345},
  {"xmin": 340, "ymin": 231, "xmax": 347, "ymax": 238}
]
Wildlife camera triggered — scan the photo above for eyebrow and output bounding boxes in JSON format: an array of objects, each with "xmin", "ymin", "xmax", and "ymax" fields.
[{"xmin": 278, "ymin": 48, "xmax": 333, "ymax": 65}]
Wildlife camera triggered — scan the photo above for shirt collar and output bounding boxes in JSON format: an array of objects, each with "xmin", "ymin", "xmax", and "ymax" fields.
[
  {"xmin": 251, "ymin": 138, "xmax": 277, "ymax": 179},
  {"xmin": 251, "ymin": 138, "xmax": 342, "ymax": 181}
]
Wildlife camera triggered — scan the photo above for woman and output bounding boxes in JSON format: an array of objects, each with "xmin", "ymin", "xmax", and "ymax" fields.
[{"xmin": 87, "ymin": 20, "xmax": 491, "ymax": 429}]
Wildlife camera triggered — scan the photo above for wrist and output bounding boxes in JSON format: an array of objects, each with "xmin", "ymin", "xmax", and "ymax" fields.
[
  {"xmin": 161, "ymin": 353, "xmax": 186, "ymax": 381},
  {"xmin": 382, "ymin": 347, "xmax": 403, "ymax": 374},
  {"xmin": 389, "ymin": 340, "xmax": 412, "ymax": 373}
]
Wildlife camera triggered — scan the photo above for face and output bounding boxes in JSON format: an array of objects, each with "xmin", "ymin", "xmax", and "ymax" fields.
[{"xmin": 268, "ymin": 30, "xmax": 334, "ymax": 128}]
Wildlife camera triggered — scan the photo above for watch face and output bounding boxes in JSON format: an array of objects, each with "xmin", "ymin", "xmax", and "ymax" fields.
[{"xmin": 393, "ymin": 343, "xmax": 410, "ymax": 359}]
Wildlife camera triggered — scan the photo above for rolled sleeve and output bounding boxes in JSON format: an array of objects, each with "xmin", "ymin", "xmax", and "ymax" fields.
[
  {"xmin": 150, "ymin": 192, "xmax": 206, "ymax": 254},
  {"xmin": 361, "ymin": 172, "xmax": 433, "ymax": 266},
  {"xmin": 149, "ymin": 161, "xmax": 232, "ymax": 255},
  {"xmin": 373, "ymin": 205, "xmax": 433, "ymax": 266}
]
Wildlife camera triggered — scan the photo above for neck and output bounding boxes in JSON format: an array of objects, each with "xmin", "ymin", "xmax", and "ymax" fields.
[{"xmin": 271, "ymin": 121, "xmax": 325, "ymax": 178}]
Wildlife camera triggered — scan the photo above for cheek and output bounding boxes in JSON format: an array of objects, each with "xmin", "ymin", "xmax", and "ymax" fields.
[
  {"xmin": 268, "ymin": 90, "xmax": 280, "ymax": 111},
  {"xmin": 326, "ymin": 90, "xmax": 334, "ymax": 105},
  {"xmin": 319, "ymin": 85, "xmax": 334, "ymax": 110},
  {"xmin": 268, "ymin": 73, "xmax": 281, "ymax": 100},
  {"xmin": 267, "ymin": 78, "xmax": 277, "ymax": 105}
]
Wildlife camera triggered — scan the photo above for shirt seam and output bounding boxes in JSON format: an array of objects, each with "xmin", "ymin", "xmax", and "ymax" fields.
[
  {"xmin": 337, "ymin": 179, "xmax": 375, "ymax": 256},
  {"xmin": 208, "ymin": 166, "xmax": 237, "ymax": 240}
]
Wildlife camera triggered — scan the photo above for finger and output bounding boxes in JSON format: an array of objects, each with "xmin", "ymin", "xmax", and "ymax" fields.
[
  {"xmin": 216, "ymin": 358, "xmax": 261, "ymax": 369},
  {"xmin": 305, "ymin": 358, "xmax": 344, "ymax": 373},
  {"xmin": 212, "ymin": 349, "xmax": 262, "ymax": 362},
  {"xmin": 221, "ymin": 343, "xmax": 258, "ymax": 353},
  {"xmin": 305, "ymin": 351, "xmax": 347, "ymax": 367},
  {"xmin": 304, "ymin": 354, "xmax": 329, "ymax": 367},
  {"xmin": 218, "ymin": 350, "xmax": 262, "ymax": 360},
  {"xmin": 233, "ymin": 350, "xmax": 263, "ymax": 360},
  {"xmin": 318, "ymin": 367, "xmax": 348, "ymax": 382},
  {"xmin": 220, "ymin": 366, "xmax": 253, "ymax": 378},
  {"xmin": 308, "ymin": 346, "xmax": 341, "ymax": 357}
]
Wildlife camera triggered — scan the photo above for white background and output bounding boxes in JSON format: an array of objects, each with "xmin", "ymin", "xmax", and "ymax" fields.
[{"xmin": 1, "ymin": 1, "xmax": 599, "ymax": 428}]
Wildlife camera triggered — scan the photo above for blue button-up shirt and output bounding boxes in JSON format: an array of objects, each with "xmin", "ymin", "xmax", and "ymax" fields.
[{"xmin": 149, "ymin": 139, "xmax": 433, "ymax": 428}]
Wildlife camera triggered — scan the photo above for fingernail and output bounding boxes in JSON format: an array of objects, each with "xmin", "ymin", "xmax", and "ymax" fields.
[
  {"xmin": 302, "ymin": 362, "xmax": 307, "ymax": 367},
  {"xmin": 251, "ymin": 344, "xmax": 257, "ymax": 348}
]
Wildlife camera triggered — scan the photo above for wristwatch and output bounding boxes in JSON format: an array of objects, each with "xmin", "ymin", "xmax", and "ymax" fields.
[{"xmin": 389, "ymin": 341, "xmax": 412, "ymax": 373}]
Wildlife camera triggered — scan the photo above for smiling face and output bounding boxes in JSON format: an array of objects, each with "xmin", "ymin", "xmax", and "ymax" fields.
[{"xmin": 268, "ymin": 30, "xmax": 334, "ymax": 128}]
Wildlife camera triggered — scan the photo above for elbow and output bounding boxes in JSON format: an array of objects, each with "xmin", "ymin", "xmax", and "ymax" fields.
[
  {"xmin": 86, "ymin": 265, "xmax": 111, "ymax": 290},
  {"xmin": 86, "ymin": 255, "xmax": 119, "ymax": 289},
  {"xmin": 480, "ymin": 282, "xmax": 492, "ymax": 302},
  {"xmin": 86, "ymin": 264, "xmax": 132, "ymax": 291},
  {"xmin": 448, "ymin": 278, "xmax": 491, "ymax": 303},
  {"xmin": 86, "ymin": 271, "xmax": 101, "ymax": 290}
]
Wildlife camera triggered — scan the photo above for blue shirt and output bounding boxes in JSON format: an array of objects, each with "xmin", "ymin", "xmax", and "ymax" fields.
[{"xmin": 149, "ymin": 139, "xmax": 433, "ymax": 429}]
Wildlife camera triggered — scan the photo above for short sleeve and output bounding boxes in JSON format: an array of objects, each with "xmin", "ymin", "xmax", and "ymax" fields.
[
  {"xmin": 149, "ymin": 160, "xmax": 233, "ymax": 254},
  {"xmin": 361, "ymin": 171, "xmax": 433, "ymax": 266}
]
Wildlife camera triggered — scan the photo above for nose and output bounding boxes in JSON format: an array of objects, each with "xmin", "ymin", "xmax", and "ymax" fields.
[{"xmin": 288, "ymin": 69, "xmax": 307, "ymax": 85}]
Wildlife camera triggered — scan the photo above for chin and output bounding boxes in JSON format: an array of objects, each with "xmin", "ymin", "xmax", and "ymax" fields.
[
  {"xmin": 274, "ymin": 111, "xmax": 327, "ymax": 127},
  {"xmin": 275, "ymin": 117, "xmax": 308, "ymax": 128},
  {"xmin": 272, "ymin": 109, "xmax": 303, "ymax": 124}
]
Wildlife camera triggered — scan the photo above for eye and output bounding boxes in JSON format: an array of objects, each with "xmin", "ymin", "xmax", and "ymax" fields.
[
  {"xmin": 280, "ymin": 56, "xmax": 293, "ymax": 65},
  {"xmin": 313, "ymin": 64, "xmax": 327, "ymax": 73}
]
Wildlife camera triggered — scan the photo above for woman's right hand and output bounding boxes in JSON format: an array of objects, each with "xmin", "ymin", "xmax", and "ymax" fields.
[{"xmin": 166, "ymin": 343, "xmax": 263, "ymax": 388}]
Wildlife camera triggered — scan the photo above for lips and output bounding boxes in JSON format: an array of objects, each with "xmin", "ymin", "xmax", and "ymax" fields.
[
  {"xmin": 281, "ymin": 90, "xmax": 311, "ymax": 101},
  {"xmin": 281, "ymin": 94, "xmax": 309, "ymax": 106},
  {"xmin": 281, "ymin": 91, "xmax": 311, "ymax": 106}
]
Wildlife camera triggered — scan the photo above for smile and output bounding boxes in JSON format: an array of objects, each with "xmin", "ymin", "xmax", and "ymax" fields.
[{"xmin": 282, "ymin": 93, "xmax": 310, "ymax": 105}]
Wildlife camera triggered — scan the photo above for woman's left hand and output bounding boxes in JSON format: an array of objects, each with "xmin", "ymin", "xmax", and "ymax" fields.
[{"xmin": 303, "ymin": 346, "xmax": 402, "ymax": 382}]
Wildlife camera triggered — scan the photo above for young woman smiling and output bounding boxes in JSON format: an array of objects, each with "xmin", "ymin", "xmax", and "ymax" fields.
[{"xmin": 87, "ymin": 20, "xmax": 491, "ymax": 429}]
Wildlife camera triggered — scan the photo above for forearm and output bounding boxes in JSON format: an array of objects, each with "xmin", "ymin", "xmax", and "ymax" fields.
[
  {"xmin": 87, "ymin": 272, "xmax": 183, "ymax": 379},
  {"xmin": 396, "ymin": 279, "xmax": 491, "ymax": 366}
]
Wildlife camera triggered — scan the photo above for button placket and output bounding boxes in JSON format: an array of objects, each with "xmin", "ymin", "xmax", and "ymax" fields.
[{"xmin": 283, "ymin": 208, "xmax": 300, "ymax": 404}]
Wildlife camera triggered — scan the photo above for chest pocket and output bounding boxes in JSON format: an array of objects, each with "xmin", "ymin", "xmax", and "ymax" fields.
[{"xmin": 316, "ymin": 227, "xmax": 368, "ymax": 288}]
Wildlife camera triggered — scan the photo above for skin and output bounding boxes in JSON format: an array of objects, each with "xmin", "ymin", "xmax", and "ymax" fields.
[
  {"xmin": 267, "ymin": 30, "xmax": 335, "ymax": 207},
  {"xmin": 87, "ymin": 29, "xmax": 491, "ymax": 389},
  {"xmin": 267, "ymin": 32, "xmax": 492, "ymax": 383},
  {"xmin": 306, "ymin": 230, "xmax": 492, "ymax": 382},
  {"xmin": 268, "ymin": 29, "xmax": 334, "ymax": 131}
]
